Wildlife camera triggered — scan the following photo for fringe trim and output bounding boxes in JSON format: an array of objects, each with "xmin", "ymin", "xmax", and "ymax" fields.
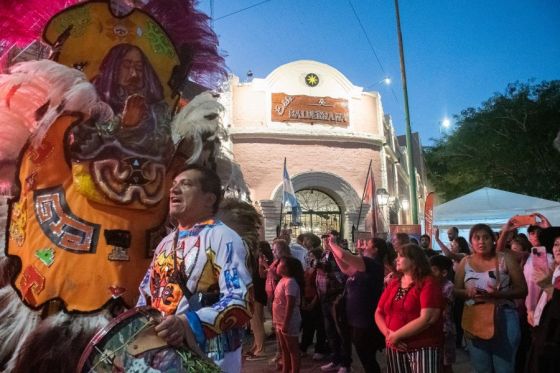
[{"xmin": 0, "ymin": 287, "xmax": 40, "ymax": 370}]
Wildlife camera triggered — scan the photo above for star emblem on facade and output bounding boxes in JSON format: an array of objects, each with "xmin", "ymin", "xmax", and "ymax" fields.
[{"xmin": 305, "ymin": 73, "xmax": 319, "ymax": 87}]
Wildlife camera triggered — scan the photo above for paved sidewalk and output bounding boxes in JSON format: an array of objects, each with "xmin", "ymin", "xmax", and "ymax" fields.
[{"xmin": 241, "ymin": 332, "xmax": 474, "ymax": 372}]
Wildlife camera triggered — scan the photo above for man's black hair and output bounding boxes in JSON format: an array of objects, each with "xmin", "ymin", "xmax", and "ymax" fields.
[{"xmin": 420, "ymin": 234, "xmax": 431, "ymax": 241}]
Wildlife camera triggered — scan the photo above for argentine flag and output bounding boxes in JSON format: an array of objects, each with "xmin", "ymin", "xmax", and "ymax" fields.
[{"xmin": 282, "ymin": 159, "xmax": 302, "ymax": 225}]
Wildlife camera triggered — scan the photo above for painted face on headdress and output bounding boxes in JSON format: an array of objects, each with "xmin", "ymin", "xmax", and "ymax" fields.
[{"xmin": 44, "ymin": 1, "xmax": 181, "ymax": 209}]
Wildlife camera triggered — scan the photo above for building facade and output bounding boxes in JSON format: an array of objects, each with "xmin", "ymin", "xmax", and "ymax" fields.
[{"xmin": 222, "ymin": 60, "xmax": 427, "ymax": 242}]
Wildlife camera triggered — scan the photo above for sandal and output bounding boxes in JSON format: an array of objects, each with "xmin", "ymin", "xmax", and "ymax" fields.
[
  {"xmin": 243, "ymin": 351, "xmax": 255, "ymax": 358},
  {"xmin": 246, "ymin": 354, "xmax": 268, "ymax": 361}
]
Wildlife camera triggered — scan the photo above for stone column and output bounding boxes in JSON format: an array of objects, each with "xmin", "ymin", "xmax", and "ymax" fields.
[
  {"xmin": 344, "ymin": 210, "xmax": 360, "ymax": 246},
  {"xmin": 259, "ymin": 199, "xmax": 282, "ymax": 242}
]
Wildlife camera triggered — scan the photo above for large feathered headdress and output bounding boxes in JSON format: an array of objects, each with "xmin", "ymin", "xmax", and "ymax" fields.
[{"xmin": 0, "ymin": 0, "xmax": 227, "ymax": 91}]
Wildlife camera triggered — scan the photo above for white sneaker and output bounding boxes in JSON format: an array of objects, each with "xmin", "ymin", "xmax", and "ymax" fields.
[
  {"xmin": 320, "ymin": 362, "xmax": 341, "ymax": 371},
  {"xmin": 337, "ymin": 367, "xmax": 351, "ymax": 373},
  {"xmin": 312, "ymin": 352, "xmax": 326, "ymax": 361}
]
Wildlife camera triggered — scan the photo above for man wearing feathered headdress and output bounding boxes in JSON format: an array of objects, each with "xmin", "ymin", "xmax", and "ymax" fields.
[{"xmin": 0, "ymin": 1, "xmax": 255, "ymax": 371}]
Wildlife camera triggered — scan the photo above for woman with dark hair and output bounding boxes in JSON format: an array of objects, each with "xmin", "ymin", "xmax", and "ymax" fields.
[
  {"xmin": 526, "ymin": 229, "xmax": 560, "ymax": 372},
  {"xmin": 455, "ymin": 224, "xmax": 527, "ymax": 373},
  {"xmin": 246, "ymin": 241, "xmax": 274, "ymax": 360},
  {"xmin": 328, "ymin": 236, "xmax": 385, "ymax": 373},
  {"xmin": 375, "ymin": 244, "xmax": 444, "ymax": 372},
  {"xmin": 260, "ymin": 239, "xmax": 291, "ymax": 365},
  {"xmin": 274, "ymin": 256, "xmax": 304, "ymax": 373}
]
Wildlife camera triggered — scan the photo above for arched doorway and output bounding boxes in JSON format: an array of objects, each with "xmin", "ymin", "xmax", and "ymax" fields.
[{"xmin": 281, "ymin": 189, "xmax": 342, "ymax": 237}]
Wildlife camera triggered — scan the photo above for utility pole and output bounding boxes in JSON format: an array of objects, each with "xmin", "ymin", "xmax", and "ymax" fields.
[{"xmin": 394, "ymin": 0, "xmax": 418, "ymax": 224}]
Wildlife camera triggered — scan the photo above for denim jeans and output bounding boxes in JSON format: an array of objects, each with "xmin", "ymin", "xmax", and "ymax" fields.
[
  {"xmin": 321, "ymin": 299, "xmax": 351, "ymax": 367},
  {"xmin": 466, "ymin": 306, "xmax": 520, "ymax": 373}
]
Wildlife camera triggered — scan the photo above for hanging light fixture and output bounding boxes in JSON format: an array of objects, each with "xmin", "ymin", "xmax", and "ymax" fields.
[{"xmin": 376, "ymin": 188, "xmax": 390, "ymax": 206}]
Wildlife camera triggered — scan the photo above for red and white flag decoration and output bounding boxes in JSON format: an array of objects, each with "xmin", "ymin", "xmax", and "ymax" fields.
[
  {"xmin": 363, "ymin": 166, "xmax": 377, "ymax": 235},
  {"xmin": 425, "ymin": 192, "xmax": 435, "ymax": 239}
]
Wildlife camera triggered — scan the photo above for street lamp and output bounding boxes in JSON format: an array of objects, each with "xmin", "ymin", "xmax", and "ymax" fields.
[
  {"xmin": 401, "ymin": 198, "xmax": 410, "ymax": 211},
  {"xmin": 376, "ymin": 188, "xmax": 390, "ymax": 207},
  {"xmin": 366, "ymin": 77, "xmax": 392, "ymax": 90}
]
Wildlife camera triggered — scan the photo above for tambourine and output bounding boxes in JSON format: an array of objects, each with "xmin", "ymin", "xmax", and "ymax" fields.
[{"xmin": 77, "ymin": 307, "xmax": 220, "ymax": 372}]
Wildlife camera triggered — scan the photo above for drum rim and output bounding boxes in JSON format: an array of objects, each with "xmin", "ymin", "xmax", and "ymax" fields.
[{"xmin": 76, "ymin": 306, "xmax": 160, "ymax": 372}]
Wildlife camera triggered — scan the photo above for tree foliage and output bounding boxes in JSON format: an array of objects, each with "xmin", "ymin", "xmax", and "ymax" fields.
[{"xmin": 425, "ymin": 80, "xmax": 560, "ymax": 202}]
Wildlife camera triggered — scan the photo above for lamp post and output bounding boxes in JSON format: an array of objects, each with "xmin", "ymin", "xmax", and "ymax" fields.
[
  {"xmin": 401, "ymin": 198, "xmax": 410, "ymax": 211},
  {"xmin": 376, "ymin": 188, "xmax": 390, "ymax": 232},
  {"xmin": 376, "ymin": 188, "xmax": 390, "ymax": 207},
  {"xmin": 394, "ymin": 0, "xmax": 418, "ymax": 224}
]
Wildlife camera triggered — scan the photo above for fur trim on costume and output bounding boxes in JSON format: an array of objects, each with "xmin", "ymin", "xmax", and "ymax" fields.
[
  {"xmin": 13, "ymin": 310, "xmax": 110, "ymax": 373},
  {"xmin": 215, "ymin": 156, "xmax": 251, "ymax": 200},
  {"xmin": 217, "ymin": 198, "xmax": 262, "ymax": 255},
  {"xmin": 0, "ymin": 287, "xmax": 40, "ymax": 371}
]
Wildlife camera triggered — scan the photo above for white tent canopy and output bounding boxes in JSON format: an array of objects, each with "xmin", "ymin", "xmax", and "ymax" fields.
[{"xmin": 433, "ymin": 187, "xmax": 560, "ymax": 231}]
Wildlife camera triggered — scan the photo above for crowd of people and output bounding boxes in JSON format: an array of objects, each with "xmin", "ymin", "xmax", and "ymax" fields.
[{"xmin": 243, "ymin": 213, "xmax": 560, "ymax": 373}]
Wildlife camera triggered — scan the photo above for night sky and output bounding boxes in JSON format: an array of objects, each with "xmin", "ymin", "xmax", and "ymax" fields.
[{"xmin": 199, "ymin": 0, "xmax": 560, "ymax": 145}]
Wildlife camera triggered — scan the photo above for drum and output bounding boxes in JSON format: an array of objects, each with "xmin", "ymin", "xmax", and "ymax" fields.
[{"xmin": 77, "ymin": 307, "xmax": 220, "ymax": 372}]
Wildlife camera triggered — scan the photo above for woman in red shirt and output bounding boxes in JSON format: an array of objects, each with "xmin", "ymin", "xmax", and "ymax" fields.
[{"xmin": 375, "ymin": 243, "xmax": 444, "ymax": 373}]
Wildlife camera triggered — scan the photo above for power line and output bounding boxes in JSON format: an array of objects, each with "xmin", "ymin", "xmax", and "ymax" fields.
[
  {"xmin": 346, "ymin": 0, "xmax": 386, "ymax": 75},
  {"xmin": 214, "ymin": 0, "xmax": 273, "ymax": 21},
  {"xmin": 347, "ymin": 0, "xmax": 399, "ymax": 104}
]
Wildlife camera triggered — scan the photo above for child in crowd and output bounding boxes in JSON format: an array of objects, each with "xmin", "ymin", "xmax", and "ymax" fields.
[
  {"xmin": 430, "ymin": 255, "xmax": 456, "ymax": 373},
  {"xmin": 273, "ymin": 256, "xmax": 304, "ymax": 373}
]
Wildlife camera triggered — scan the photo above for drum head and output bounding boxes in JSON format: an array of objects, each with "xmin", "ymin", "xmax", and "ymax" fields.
[{"xmin": 77, "ymin": 307, "xmax": 220, "ymax": 372}]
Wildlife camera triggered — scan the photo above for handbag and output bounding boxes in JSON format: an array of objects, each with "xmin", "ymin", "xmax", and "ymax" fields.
[{"xmin": 461, "ymin": 255, "xmax": 500, "ymax": 340}]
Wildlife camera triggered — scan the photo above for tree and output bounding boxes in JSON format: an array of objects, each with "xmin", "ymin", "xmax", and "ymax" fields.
[{"xmin": 425, "ymin": 80, "xmax": 560, "ymax": 202}]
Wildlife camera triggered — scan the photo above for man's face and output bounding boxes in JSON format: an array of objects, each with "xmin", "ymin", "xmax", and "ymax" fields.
[
  {"xmin": 420, "ymin": 236, "xmax": 430, "ymax": 249},
  {"xmin": 118, "ymin": 48, "xmax": 144, "ymax": 95},
  {"xmin": 169, "ymin": 169, "xmax": 214, "ymax": 226},
  {"xmin": 447, "ymin": 228, "xmax": 457, "ymax": 241}
]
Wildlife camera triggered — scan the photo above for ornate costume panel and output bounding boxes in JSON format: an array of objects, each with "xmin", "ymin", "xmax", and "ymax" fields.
[{"xmin": 8, "ymin": 115, "xmax": 167, "ymax": 311}]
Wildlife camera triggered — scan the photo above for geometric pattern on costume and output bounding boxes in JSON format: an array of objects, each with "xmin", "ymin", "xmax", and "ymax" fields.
[
  {"xmin": 7, "ymin": 115, "xmax": 167, "ymax": 312},
  {"xmin": 137, "ymin": 219, "xmax": 253, "ymax": 339},
  {"xmin": 34, "ymin": 186, "xmax": 100, "ymax": 253}
]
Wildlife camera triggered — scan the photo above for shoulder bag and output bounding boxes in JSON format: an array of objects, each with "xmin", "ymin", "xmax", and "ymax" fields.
[{"xmin": 461, "ymin": 254, "xmax": 500, "ymax": 340}]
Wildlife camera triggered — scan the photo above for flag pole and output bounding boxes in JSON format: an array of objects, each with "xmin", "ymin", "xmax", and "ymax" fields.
[
  {"xmin": 355, "ymin": 159, "xmax": 373, "ymax": 240},
  {"xmin": 277, "ymin": 157, "xmax": 286, "ymax": 237}
]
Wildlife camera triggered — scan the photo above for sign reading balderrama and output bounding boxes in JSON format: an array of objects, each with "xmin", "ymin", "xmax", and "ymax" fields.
[{"xmin": 272, "ymin": 93, "xmax": 349, "ymax": 126}]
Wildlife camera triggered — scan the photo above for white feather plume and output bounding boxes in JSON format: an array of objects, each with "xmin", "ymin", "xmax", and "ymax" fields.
[
  {"xmin": 0, "ymin": 59, "xmax": 113, "ymax": 160},
  {"xmin": 171, "ymin": 91, "xmax": 227, "ymax": 165}
]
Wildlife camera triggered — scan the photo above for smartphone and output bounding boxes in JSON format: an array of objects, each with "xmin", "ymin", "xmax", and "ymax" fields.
[
  {"xmin": 531, "ymin": 246, "xmax": 548, "ymax": 274},
  {"xmin": 512, "ymin": 214, "xmax": 536, "ymax": 226}
]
